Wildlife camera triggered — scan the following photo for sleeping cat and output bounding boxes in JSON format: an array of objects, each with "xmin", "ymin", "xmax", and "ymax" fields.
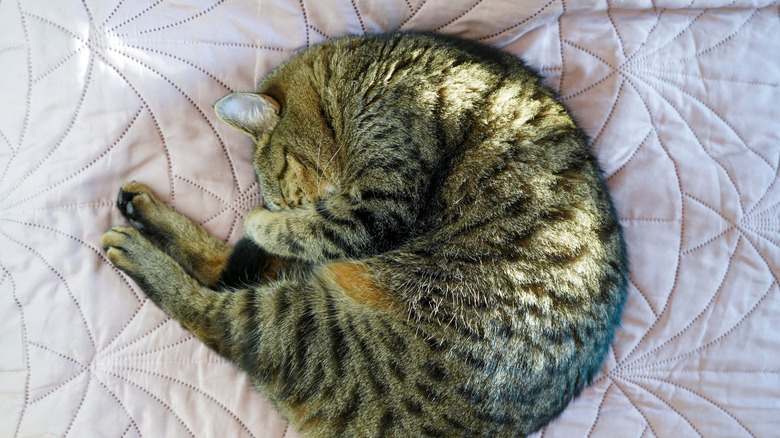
[{"xmin": 102, "ymin": 32, "xmax": 627, "ymax": 437}]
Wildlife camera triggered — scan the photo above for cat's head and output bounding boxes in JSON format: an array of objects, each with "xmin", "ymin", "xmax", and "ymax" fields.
[{"xmin": 215, "ymin": 91, "xmax": 341, "ymax": 210}]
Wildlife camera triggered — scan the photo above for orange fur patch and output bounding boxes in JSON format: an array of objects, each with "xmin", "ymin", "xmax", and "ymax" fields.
[
  {"xmin": 180, "ymin": 240, "xmax": 229, "ymax": 286},
  {"xmin": 262, "ymin": 257, "xmax": 284, "ymax": 280},
  {"xmin": 322, "ymin": 262, "xmax": 396, "ymax": 311}
]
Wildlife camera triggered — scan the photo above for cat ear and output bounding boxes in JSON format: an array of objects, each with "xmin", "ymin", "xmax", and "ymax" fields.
[{"xmin": 214, "ymin": 93, "xmax": 280, "ymax": 136}]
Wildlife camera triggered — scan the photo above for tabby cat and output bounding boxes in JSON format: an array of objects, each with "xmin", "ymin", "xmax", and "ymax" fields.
[{"xmin": 102, "ymin": 32, "xmax": 627, "ymax": 437}]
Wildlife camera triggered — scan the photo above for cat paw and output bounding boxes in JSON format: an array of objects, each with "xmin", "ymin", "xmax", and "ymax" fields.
[
  {"xmin": 243, "ymin": 206, "xmax": 271, "ymax": 234},
  {"xmin": 117, "ymin": 181, "xmax": 159, "ymax": 231},
  {"xmin": 101, "ymin": 225, "xmax": 154, "ymax": 275}
]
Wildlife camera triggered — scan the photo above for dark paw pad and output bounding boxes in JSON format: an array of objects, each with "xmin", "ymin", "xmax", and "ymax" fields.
[
  {"xmin": 117, "ymin": 189, "xmax": 137, "ymax": 216},
  {"xmin": 116, "ymin": 182, "xmax": 153, "ymax": 230}
]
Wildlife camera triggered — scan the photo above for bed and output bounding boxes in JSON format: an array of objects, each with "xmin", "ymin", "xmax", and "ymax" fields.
[{"xmin": 1, "ymin": 0, "xmax": 778, "ymax": 437}]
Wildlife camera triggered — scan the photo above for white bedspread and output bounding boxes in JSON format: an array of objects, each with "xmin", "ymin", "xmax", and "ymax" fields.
[{"xmin": 2, "ymin": 1, "xmax": 778, "ymax": 437}]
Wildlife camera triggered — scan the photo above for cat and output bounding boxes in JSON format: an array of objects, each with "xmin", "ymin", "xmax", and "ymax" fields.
[{"xmin": 102, "ymin": 31, "xmax": 627, "ymax": 437}]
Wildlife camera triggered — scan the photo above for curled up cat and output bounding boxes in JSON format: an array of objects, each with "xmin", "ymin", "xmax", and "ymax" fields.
[{"xmin": 102, "ymin": 32, "xmax": 627, "ymax": 437}]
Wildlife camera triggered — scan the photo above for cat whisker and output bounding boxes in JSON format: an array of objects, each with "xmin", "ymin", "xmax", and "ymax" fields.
[
  {"xmin": 321, "ymin": 144, "xmax": 343, "ymax": 177},
  {"xmin": 316, "ymin": 139, "xmax": 323, "ymax": 195},
  {"xmin": 316, "ymin": 144, "xmax": 344, "ymax": 196},
  {"xmin": 330, "ymin": 173, "xmax": 348, "ymax": 194}
]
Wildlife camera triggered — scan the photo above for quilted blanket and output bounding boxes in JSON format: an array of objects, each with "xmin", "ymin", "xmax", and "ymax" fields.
[{"xmin": 1, "ymin": 0, "xmax": 778, "ymax": 437}]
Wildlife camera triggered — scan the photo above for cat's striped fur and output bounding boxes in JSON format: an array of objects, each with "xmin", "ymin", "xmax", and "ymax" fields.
[{"xmin": 102, "ymin": 32, "xmax": 627, "ymax": 437}]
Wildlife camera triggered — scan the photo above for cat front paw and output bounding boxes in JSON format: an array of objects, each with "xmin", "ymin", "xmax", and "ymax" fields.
[
  {"xmin": 243, "ymin": 206, "xmax": 271, "ymax": 235},
  {"xmin": 116, "ymin": 181, "xmax": 161, "ymax": 231},
  {"xmin": 101, "ymin": 225, "xmax": 155, "ymax": 276},
  {"xmin": 102, "ymin": 225, "xmax": 197, "ymax": 309}
]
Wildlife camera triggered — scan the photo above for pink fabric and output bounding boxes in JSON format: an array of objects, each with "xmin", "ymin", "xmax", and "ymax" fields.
[{"xmin": 1, "ymin": 1, "xmax": 778, "ymax": 436}]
